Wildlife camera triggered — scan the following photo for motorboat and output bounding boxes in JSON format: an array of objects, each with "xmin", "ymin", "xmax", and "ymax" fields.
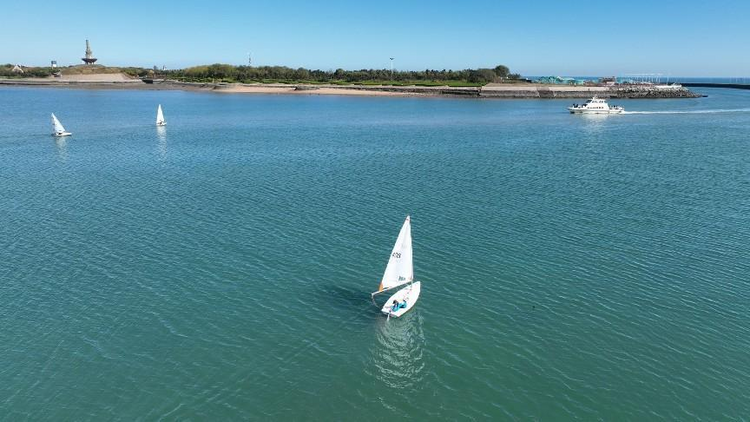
[{"xmin": 568, "ymin": 96, "xmax": 624, "ymax": 114}]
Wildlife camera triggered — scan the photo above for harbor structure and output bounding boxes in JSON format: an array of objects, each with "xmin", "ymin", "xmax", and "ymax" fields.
[{"xmin": 535, "ymin": 76, "xmax": 586, "ymax": 85}]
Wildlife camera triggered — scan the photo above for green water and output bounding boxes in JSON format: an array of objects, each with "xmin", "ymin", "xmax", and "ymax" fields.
[{"xmin": 1, "ymin": 87, "xmax": 749, "ymax": 420}]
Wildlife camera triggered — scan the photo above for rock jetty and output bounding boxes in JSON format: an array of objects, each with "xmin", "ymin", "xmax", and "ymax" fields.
[{"xmin": 479, "ymin": 83, "xmax": 700, "ymax": 99}]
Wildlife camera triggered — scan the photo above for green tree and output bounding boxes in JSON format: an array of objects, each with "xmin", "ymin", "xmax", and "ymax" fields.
[
  {"xmin": 494, "ymin": 65, "xmax": 510, "ymax": 78},
  {"xmin": 468, "ymin": 68, "xmax": 497, "ymax": 83},
  {"xmin": 165, "ymin": 63, "xmax": 517, "ymax": 86}
]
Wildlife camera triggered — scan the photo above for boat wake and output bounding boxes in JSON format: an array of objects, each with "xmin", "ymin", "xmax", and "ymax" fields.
[{"xmin": 622, "ymin": 108, "xmax": 750, "ymax": 115}]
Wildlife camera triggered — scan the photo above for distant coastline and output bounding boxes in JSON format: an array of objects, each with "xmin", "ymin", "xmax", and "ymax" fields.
[
  {"xmin": 0, "ymin": 77, "xmax": 703, "ymax": 99},
  {"xmin": 0, "ymin": 63, "xmax": 704, "ymax": 99}
]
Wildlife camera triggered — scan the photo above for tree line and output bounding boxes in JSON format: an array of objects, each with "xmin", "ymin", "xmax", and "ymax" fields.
[
  {"xmin": 1, "ymin": 63, "xmax": 522, "ymax": 85},
  {"xmin": 0, "ymin": 64, "xmax": 57, "ymax": 78},
  {"xmin": 165, "ymin": 64, "xmax": 521, "ymax": 85}
]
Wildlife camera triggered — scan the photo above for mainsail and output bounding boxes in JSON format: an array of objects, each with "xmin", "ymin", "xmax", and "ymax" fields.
[
  {"xmin": 156, "ymin": 105, "xmax": 166, "ymax": 126},
  {"xmin": 378, "ymin": 215, "xmax": 413, "ymax": 292},
  {"xmin": 51, "ymin": 113, "xmax": 67, "ymax": 135}
]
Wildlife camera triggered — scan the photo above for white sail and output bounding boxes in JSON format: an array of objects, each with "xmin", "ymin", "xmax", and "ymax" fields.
[
  {"xmin": 378, "ymin": 215, "xmax": 413, "ymax": 292},
  {"xmin": 51, "ymin": 113, "xmax": 67, "ymax": 134},
  {"xmin": 156, "ymin": 104, "xmax": 166, "ymax": 126}
]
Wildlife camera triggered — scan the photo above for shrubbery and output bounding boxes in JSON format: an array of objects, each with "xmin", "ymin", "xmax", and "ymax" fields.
[
  {"xmin": 0, "ymin": 64, "xmax": 56, "ymax": 78},
  {"xmin": 167, "ymin": 64, "xmax": 521, "ymax": 85},
  {"xmin": 1, "ymin": 62, "xmax": 523, "ymax": 86}
]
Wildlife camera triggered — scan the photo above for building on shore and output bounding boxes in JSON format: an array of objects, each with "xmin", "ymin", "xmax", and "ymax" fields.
[
  {"xmin": 81, "ymin": 40, "xmax": 97, "ymax": 65},
  {"xmin": 11, "ymin": 64, "xmax": 24, "ymax": 74},
  {"xmin": 535, "ymin": 76, "xmax": 585, "ymax": 85}
]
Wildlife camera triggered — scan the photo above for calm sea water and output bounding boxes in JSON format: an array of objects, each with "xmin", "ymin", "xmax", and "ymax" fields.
[{"xmin": 1, "ymin": 86, "xmax": 749, "ymax": 420}]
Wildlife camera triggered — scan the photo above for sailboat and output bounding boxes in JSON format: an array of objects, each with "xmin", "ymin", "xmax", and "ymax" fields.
[
  {"xmin": 371, "ymin": 215, "xmax": 421, "ymax": 318},
  {"xmin": 156, "ymin": 104, "xmax": 166, "ymax": 126},
  {"xmin": 51, "ymin": 113, "xmax": 72, "ymax": 137}
]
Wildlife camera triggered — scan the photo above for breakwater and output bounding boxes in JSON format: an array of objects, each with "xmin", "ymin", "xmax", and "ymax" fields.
[
  {"xmin": 226, "ymin": 82, "xmax": 701, "ymax": 99},
  {"xmin": 479, "ymin": 84, "xmax": 700, "ymax": 99},
  {"xmin": 680, "ymin": 82, "xmax": 750, "ymax": 90}
]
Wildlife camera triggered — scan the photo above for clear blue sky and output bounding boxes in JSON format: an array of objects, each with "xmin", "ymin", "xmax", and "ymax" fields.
[{"xmin": 2, "ymin": 0, "xmax": 749, "ymax": 76}]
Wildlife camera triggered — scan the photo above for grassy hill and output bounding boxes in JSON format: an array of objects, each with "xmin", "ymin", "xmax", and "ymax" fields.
[{"xmin": 0, "ymin": 64, "xmax": 149, "ymax": 78}]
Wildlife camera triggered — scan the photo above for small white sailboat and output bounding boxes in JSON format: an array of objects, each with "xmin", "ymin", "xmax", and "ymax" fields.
[
  {"xmin": 156, "ymin": 104, "xmax": 166, "ymax": 126},
  {"xmin": 371, "ymin": 215, "xmax": 421, "ymax": 318},
  {"xmin": 51, "ymin": 113, "xmax": 72, "ymax": 137}
]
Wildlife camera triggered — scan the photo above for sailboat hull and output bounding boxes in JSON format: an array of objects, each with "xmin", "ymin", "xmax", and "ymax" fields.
[
  {"xmin": 381, "ymin": 282, "xmax": 421, "ymax": 318},
  {"xmin": 53, "ymin": 132, "xmax": 72, "ymax": 137}
]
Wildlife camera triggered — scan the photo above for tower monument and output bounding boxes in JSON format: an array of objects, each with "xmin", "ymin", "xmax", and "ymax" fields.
[{"xmin": 81, "ymin": 40, "xmax": 97, "ymax": 65}]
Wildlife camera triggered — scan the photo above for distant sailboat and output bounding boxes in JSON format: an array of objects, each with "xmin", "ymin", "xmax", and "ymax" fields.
[
  {"xmin": 156, "ymin": 104, "xmax": 166, "ymax": 126},
  {"xmin": 371, "ymin": 215, "xmax": 421, "ymax": 318},
  {"xmin": 51, "ymin": 113, "xmax": 72, "ymax": 137}
]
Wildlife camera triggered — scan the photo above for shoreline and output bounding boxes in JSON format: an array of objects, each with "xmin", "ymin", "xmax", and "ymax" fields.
[{"xmin": 0, "ymin": 77, "xmax": 702, "ymax": 99}]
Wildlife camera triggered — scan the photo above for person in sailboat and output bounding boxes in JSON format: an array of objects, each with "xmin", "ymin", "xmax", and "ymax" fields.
[{"xmin": 391, "ymin": 299, "xmax": 407, "ymax": 312}]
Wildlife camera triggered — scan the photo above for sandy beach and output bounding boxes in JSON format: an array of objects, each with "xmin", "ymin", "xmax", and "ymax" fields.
[{"xmin": 213, "ymin": 84, "xmax": 419, "ymax": 96}]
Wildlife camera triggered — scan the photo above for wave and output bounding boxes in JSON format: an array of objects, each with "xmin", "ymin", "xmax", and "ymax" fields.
[{"xmin": 622, "ymin": 108, "xmax": 750, "ymax": 115}]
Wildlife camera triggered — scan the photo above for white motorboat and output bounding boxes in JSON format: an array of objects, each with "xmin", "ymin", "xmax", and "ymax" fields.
[
  {"xmin": 568, "ymin": 96, "xmax": 624, "ymax": 114},
  {"xmin": 51, "ymin": 113, "xmax": 72, "ymax": 137},
  {"xmin": 371, "ymin": 215, "xmax": 421, "ymax": 318}
]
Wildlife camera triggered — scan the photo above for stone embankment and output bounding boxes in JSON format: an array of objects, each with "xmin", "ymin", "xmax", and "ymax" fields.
[
  {"xmin": 479, "ymin": 84, "xmax": 700, "ymax": 99},
  {"xmin": 283, "ymin": 83, "xmax": 701, "ymax": 98}
]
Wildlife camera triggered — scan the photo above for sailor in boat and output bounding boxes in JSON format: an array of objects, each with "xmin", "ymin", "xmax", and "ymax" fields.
[{"xmin": 391, "ymin": 299, "xmax": 407, "ymax": 312}]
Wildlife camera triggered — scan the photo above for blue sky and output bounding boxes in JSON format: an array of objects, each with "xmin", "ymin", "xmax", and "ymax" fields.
[{"xmin": 2, "ymin": 0, "xmax": 748, "ymax": 76}]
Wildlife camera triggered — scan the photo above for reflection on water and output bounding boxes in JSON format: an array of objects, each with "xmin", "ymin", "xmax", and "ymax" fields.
[
  {"xmin": 579, "ymin": 113, "xmax": 612, "ymax": 134},
  {"xmin": 156, "ymin": 126, "xmax": 167, "ymax": 160},
  {"xmin": 368, "ymin": 311, "xmax": 425, "ymax": 390},
  {"xmin": 54, "ymin": 137, "xmax": 68, "ymax": 163}
]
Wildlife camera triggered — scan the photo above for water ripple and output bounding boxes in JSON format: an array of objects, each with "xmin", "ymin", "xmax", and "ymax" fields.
[{"xmin": 1, "ymin": 87, "xmax": 750, "ymax": 419}]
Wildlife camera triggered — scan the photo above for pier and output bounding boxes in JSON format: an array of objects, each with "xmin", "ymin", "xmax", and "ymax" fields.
[{"xmin": 678, "ymin": 82, "xmax": 750, "ymax": 90}]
